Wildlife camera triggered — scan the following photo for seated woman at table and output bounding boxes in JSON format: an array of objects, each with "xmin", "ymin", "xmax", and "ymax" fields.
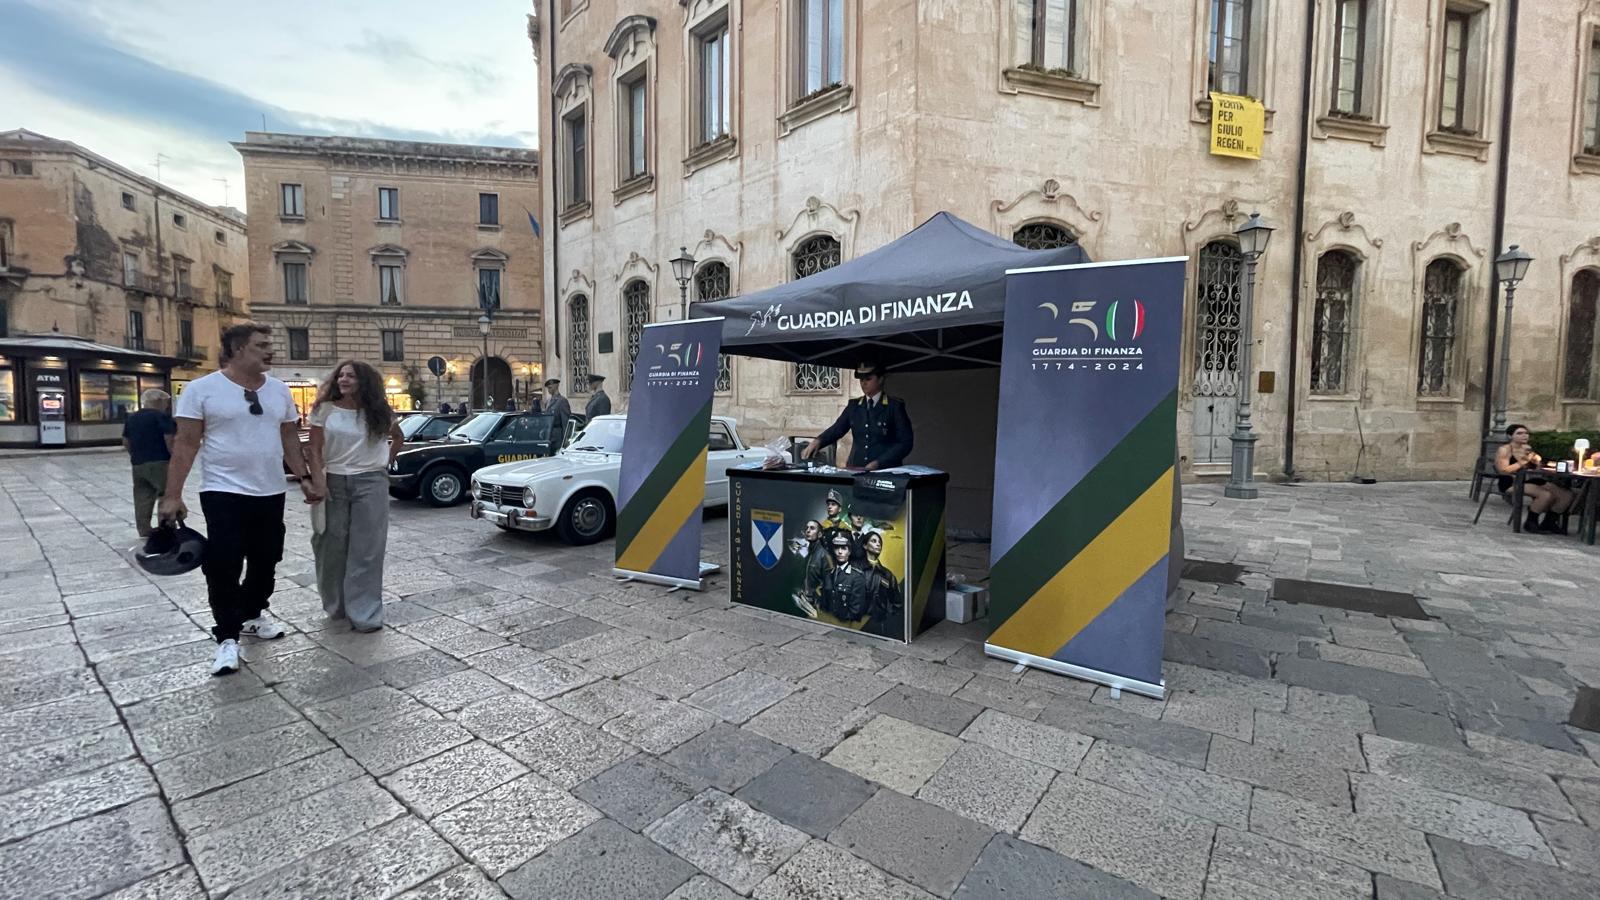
[{"xmin": 1496, "ymin": 424, "xmax": 1576, "ymax": 534}]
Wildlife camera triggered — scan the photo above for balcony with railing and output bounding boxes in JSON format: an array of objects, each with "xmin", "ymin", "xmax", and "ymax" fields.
[
  {"xmin": 176, "ymin": 282, "xmax": 195, "ymax": 302},
  {"xmin": 177, "ymin": 343, "xmax": 207, "ymax": 362},
  {"xmin": 216, "ymin": 290, "xmax": 238, "ymax": 311},
  {"xmin": 122, "ymin": 272, "xmax": 159, "ymax": 294},
  {"xmin": 124, "ymin": 336, "xmax": 162, "ymax": 353}
]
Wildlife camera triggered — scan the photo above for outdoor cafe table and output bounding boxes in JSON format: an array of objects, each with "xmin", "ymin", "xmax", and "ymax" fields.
[{"xmin": 1510, "ymin": 466, "xmax": 1600, "ymax": 544}]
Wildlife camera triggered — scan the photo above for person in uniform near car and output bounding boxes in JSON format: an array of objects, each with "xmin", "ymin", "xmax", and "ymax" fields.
[
  {"xmin": 584, "ymin": 373, "xmax": 611, "ymax": 419},
  {"xmin": 820, "ymin": 533, "xmax": 871, "ymax": 624},
  {"xmin": 801, "ymin": 362, "xmax": 914, "ymax": 471},
  {"xmin": 543, "ymin": 378, "xmax": 571, "ymax": 457},
  {"xmin": 859, "ymin": 530, "xmax": 902, "ymax": 638}
]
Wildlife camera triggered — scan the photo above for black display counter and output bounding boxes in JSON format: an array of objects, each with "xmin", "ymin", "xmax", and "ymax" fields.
[{"xmin": 728, "ymin": 464, "xmax": 948, "ymax": 643}]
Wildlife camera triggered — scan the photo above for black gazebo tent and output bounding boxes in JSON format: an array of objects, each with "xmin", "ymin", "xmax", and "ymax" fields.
[{"xmin": 692, "ymin": 212, "xmax": 1089, "ymax": 371}]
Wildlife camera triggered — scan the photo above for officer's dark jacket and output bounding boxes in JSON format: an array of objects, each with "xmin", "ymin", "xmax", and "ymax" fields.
[
  {"xmin": 584, "ymin": 390, "xmax": 611, "ymax": 419},
  {"xmin": 816, "ymin": 394, "xmax": 913, "ymax": 469}
]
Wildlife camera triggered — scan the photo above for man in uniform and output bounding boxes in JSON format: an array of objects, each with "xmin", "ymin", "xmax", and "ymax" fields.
[
  {"xmin": 801, "ymin": 362, "xmax": 913, "ymax": 471},
  {"xmin": 543, "ymin": 378, "xmax": 571, "ymax": 457},
  {"xmin": 584, "ymin": 373, "xmax": 611, "ymax": 419},
  {"xmin": 819, "ymin": 533, "xmax": 871, "ymax": 624},
  {"xmin": 822, "ymin": 489, "xmax": 851, "ymax": 531}
]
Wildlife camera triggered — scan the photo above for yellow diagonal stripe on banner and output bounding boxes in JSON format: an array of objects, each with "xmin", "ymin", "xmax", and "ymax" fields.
[
  {"xmin": 616, "ymin": 449, "xmax": 708, "ymax": 574},
  {"xmin": 987, "ymin": 469, "xmax": 1173, "ymax": 658}
]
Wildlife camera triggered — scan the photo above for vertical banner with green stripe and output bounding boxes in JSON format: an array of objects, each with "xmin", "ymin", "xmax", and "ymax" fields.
[
  {"xmin": 986, "ymin": 258, "xmax": 1186, "ymax": 698},
  {"xmin": 614, "ymin": 318, "xmax": 723, "ymax": 589}
]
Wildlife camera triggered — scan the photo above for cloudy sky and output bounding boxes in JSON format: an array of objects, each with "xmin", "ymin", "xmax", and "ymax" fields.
[{"xmin": 1, "ymin": 0, "xmax": 541, "ymax": 209}]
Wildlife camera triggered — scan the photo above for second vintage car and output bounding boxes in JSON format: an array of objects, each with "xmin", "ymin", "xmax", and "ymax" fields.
[
  {"xmin": 469, "ymin": 414, "xmax": 764, "ymax": 544},
  {"xmin": 388, "ymin": 410, "xmax": 584, "ymax": 506}
]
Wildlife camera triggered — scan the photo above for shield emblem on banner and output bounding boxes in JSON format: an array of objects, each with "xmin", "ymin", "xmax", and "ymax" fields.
[{"xmin": 752, "ymin": 510, "xmax": 784, "ymax": 570}]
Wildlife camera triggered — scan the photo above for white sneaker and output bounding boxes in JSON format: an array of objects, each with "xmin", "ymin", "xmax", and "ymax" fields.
[
  {"xmin": 211, "ymin": 639, "xmax": 240, "ymax": 676},
  {"xmin": 240, "ymin": 614, "xmax": 287, "ymax": 640}
]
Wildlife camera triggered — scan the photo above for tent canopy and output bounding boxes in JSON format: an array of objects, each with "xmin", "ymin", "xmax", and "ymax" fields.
[{"xmin": 691, "ymin": 212, "xmax": 1090, "ymax": 372}]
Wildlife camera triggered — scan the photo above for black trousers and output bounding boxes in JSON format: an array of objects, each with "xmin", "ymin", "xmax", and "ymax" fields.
[{"xmin": 200, "ymin": 491, "xmax": 286, "ymax": 642}]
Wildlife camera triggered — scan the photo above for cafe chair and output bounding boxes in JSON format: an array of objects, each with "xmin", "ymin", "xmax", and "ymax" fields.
[{"xmin": 1472, "ymin": 480, "xmax": 1515, "ymax": 526}]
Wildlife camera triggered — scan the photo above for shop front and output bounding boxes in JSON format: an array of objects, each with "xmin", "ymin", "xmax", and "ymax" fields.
[{"xmin": 0, "ymin": 335, "xmax": 178, "ymax": 448}]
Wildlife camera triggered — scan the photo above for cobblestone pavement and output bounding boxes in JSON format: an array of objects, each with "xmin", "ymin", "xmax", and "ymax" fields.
[{"xmin": 1, "ymin": 452, "xmax": 1597, "ymax": 899}]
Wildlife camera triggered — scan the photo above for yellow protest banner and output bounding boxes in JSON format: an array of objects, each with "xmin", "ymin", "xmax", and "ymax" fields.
[{"xmin": 1209, "ymin": 92, "xmax": 1264, "ymax": 160}]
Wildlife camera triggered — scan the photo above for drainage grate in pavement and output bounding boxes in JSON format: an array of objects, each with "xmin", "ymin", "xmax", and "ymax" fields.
[
  {"xmin": 1271, "ymin": 578, "xmax": 1431, "ymax": 620},
  {"xmin": 1182, "ymin": 559, "xmax": 1246, "ymax": 585},
  {"xmin": 1570, "ymin": 687, "xmax": 1600, "ymax": 733}
]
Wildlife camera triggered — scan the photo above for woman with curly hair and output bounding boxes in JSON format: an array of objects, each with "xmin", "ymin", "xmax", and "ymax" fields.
[{"xmin": 307, "ymin": 360, "xmax": 404, "ymax": 631}]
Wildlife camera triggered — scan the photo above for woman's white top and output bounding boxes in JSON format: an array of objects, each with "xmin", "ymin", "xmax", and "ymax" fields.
[{"xmin": 309, "ymin": 404, "xmax": 391, "ymax": 475}]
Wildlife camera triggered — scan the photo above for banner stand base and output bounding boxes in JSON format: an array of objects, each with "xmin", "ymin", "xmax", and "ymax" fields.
[
  {"xmin": 984, "ymin": 643, "xmax": 1166, "ymax": 700},
  {"xmin": 612, "ymin": 561, "xmax": 721, "ymax": 593}
]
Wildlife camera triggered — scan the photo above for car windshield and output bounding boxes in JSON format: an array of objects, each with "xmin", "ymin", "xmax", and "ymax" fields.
[
  {"xmin": 568, "ymin": 418, "xmax": 626, "ymax": 453},
  {"xmin": 398, "ymin": 416, "xmax": 430, "ymax": 439},
  {"xmin": 448, "ymin": 413, "xmax": 502, "ymax": 443}
]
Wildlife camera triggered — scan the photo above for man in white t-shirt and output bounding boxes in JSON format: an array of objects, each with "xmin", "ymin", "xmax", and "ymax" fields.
[{"xmin": 161, "ymin": 323, "xmax": 323, "ymax": 675}]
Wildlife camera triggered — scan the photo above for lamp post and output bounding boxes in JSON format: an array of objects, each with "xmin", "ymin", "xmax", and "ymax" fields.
[
  {"xmin": 1224, "ymin": 212, "xmax": 1275, "ymax": 500},
  {"xmin": 670, "ymin": 246, "xmax": 696, "ymax": 319},
  {"xmin": 1490, "ymin": 244, "xmax": 1533, "ymax": 438},
  {"xmin": 477, "ymin": 313, "xmax": 492, "ymax": 409}
]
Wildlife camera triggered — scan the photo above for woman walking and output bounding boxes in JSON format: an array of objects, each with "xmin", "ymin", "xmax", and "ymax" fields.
[{"xmin": 307, "ymin": 360, "xmax": 403, "ymax": 631}]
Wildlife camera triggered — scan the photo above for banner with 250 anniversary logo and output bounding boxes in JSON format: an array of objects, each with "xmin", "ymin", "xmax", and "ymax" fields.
[
  {"xmin": 986, "ymin": 258, "xmax": 1186, "ymax": 698},
  {"xmin": 614, "ymin": 318, "xmax": 723, "ymax": 589}
]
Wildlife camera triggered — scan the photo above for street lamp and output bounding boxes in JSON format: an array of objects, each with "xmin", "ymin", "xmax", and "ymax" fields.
[
  {"xmin": 477, "ymin": 313, "xmax": 492, "ymax": 409},
  {"xmin": 670, "ymin": 246, "xmax": 696, "ymax": 319},
  {"xmin": 1224, "ymin": 212, "xmax": 1274, "ymax": 500},
  {"xmin": 1489, "ymin": 244, "xmax": 1533, "ymax": 437}
]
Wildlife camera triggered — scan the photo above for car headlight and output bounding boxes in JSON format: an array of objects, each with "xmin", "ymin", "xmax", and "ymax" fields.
[
  {"xmin": 522, "ymin": 486, "xmax": 536, "ymax": 508},
  {"xmin": 472, "ymin": 478, "xmax": 481, "ymax": 495}
]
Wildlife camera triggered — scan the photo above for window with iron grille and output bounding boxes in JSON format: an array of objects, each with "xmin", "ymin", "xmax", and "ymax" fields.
[
  {"xmin": 1311, "ymin": 251, "xmax": 1357, "ymax": 395},
  {"xmin": 127, "ymin": 310, "xmax": 145, "ymax": 349},
  {"xmin": 623, "ymin": 280, "xmax": 651, "ymax": 390},
  {"xmin": 381, "ymin": 329, "xmax": 404, "ymax": 362},
  {"xmin": 1194, "ymin": 240, "xmax": 1243, "ymax": 401},
  {"xmin": 798, "ymin": 0, "xmax": 844, "ymax": 98},
  {"xmin": 569, "ymin": 294, "xmax": 591, "ymax": 387},
  {"xmin": 791, "ymin": 235, "xmax": 841, "ymax": 392},
  {"xmin": 1015, "ymin": 0, "xmax": 1079, "ymax": 73},
  {"xmin": 1012, "ymin": 222, "xmax": 1076, "ymax": 250},
  {"xmin": 1330, "ymin": 0, "xmax": 1370, "ymax": 116},
  {"xmin": 1417, "ymin": 258, "xmax": 1463, "ymax": 396},
  {"xmin": 694, "ymin": 262, "xmax": 734, "ymax": 392},
  {"xmin": 1564, "ymin": 269, "xmax": 1600, "ymax": 400},
  {"xmin": 288, "ymin": 328, "xmax": 310, "ymax": 361},
  {"xmin": 1208, "ymin": 0, "xmax": 1254, "ymax": 96},
  {"xmin": 180, "ymin": 319, "xmax": 194, "ymax": 355}
]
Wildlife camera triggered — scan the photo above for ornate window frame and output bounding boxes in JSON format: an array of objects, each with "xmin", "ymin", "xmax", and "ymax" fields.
[
  {"xmin": 607, "ymin": 16, "xmax": 658, "ymax": 203},
  {"xmin": 1177, "ymin": 199, "xmax": 1251, "ymax": 398},
  {"xmin": 683, "ymin": 1, "xmax": 740, "ymax": 173},
  {"xmin": 559, "ymin": 269, "xmax": 597, "ymax": 388},
  {"xmin": 997, "ymin": 0, "xmax": 1104, "ymax": 106},
  {"xmin": 1300, "ymin": 212, "xmax": 1383, "ymax": 403},
  {"xmin": 271, "ymin": 240, "xmax": 315, "ymax": 306},
  {"xmin": 471, "ymin": 247, "xmax": 510, "ymax": 311},
  {"xmin": 778, "ymin": 0, "xmax": 858, "ymax": 135},
  {"xmin": 1422, "ymin": 0, "xmax": 1496, "ymax": 161},
  {"xmin": 1189, "ymin": 0, "xmax": 1276, "ymax": 126},
  {"xmin": 567, "ymin": 292, "xmax": 593, "ymax": 396},
  {"xmin": 1408, "ymin": 223, "xmax": 1486, "ymax": 404},
  {"xmin": 1313, "ymin": 0, "xmax": 1393, "ymax": 146},
  {"xmin": 369, "ymin": 244, "xmax": 407, "ymax": 307},
  {"xmin": 991, "ymin": 178, "xmax": 1103, "ymax": 257},
  {"xmin": 554, "ymin": 63, "xmax": 595, "ymax": 224},
  {"xmin": 1570, "ymin": 3, "xmax": 1600, "ymax": 175},
  {"xmin": 1557, "ymin": 237, "xmax": 1600, "ymax": 405}
]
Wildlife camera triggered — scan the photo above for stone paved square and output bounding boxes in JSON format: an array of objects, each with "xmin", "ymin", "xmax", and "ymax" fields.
[{"xmin": 3, "ymin": 456, "xmax": 1599, "ymax": 899}]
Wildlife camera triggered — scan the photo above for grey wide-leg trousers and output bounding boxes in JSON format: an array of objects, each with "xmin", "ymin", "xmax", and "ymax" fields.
[{"xmin": 312, "ymin": 471, "xmax": 389, "ymax": 630}]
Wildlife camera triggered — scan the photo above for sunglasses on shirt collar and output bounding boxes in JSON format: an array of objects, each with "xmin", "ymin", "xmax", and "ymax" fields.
[{"xmin": 243, "ymin": 389, "xmax": 263, "ymax": 415}]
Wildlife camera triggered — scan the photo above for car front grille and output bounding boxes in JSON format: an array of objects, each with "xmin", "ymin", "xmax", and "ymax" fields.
[{"xmin": 478, "ymin": 483, "xmax": 527, "ymax": 507}]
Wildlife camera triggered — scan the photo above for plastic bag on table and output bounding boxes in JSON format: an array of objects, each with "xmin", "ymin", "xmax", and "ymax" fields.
[{"xmin": 760, "ymin": 435, "xmax": 791, "ymax": 469}]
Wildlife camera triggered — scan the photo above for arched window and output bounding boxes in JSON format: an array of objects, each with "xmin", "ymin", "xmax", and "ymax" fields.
[
  {"xmin": 695, "ymin": 262, "xmax": 734, "ymax": 392},
  {"xmin": 1418, "ymin": 258, "xmax": 1464, "ymax": 397},
  {"xmin": 1311, "ymin": 250, "xmax": 1357, "ymax": 394},
  {"xmin": 568, "ymin": 294, "xmax": 591, "ymax": 389},
  {"xmin": 1194, "ymin": 240, "xmax": 1243, "ymax": 401},
  {"xmin": 791, "ymin": 235, "xmax": 842, "ymax": 392},
  {"xmin": 1012, "ymin": 221, "xmax": 1077, "ymax": 250},
  {"xmin": 1564, "ymin": 269, "xmax": 1600, "ymax": 400},
  {"xmin": 623, "ymin": 280, "xmax": 651, "ymax": 390}
]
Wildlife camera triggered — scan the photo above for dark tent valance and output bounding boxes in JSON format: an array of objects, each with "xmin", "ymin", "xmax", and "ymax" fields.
[{"xmin": 691, "ymin": 212, "xmax": 1089, "ymax": 372}]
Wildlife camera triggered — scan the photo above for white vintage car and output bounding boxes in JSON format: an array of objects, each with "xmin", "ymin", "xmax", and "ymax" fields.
[{"xmin": 468, "ymin": 413, "xmax": 766, "ymax": 544}]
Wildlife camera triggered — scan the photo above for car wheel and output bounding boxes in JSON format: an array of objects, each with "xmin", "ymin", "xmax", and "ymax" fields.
[
  {"xmin": 422, "ymin": 467, "xmax": 466, "ymax": 507},
  {"xmin": 557, "ymin": 489, "xmax": 613, "ymax": 545}
]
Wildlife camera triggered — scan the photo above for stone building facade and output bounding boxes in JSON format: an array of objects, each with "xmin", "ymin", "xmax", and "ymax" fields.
[
  {"xmin": 0, "ymin": 128, "xmax": 250, "ymax": 389},
  {"xmin": 530, "ymin": 1, "xmax": 1600, "ymax": 481},
  {"xmin": 234, "ymin": 133, "xmax": 543, "ymax": 415}
]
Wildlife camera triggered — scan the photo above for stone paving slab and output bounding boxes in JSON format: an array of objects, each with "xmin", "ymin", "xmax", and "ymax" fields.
[
  {"xmin": 830, "ymin": 789, "xmax": 995, "ymax": 898},
  {"xmin": 645, "ymin": 789, "xmax": 809, "ymax": 894}
]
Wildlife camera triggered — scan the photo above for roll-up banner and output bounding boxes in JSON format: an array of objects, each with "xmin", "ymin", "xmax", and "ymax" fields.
[
  {"xmin": 614, "ymin": 317, "xmax": 724, "ymax": 590},
  {"xmin": 985, "ymin": 258, "xmax": 1187, "ymax": 699}
]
